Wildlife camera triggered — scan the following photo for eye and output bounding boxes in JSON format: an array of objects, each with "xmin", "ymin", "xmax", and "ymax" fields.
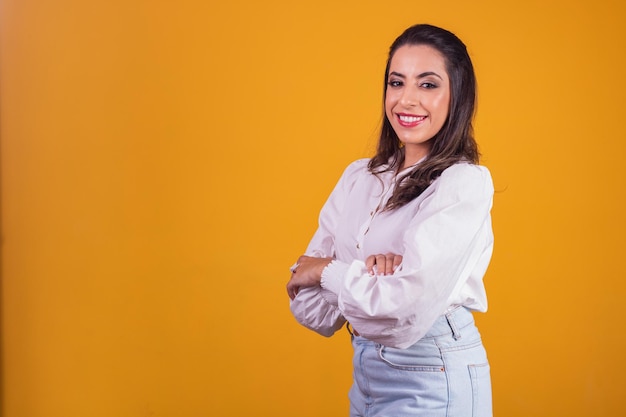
[
  {"xmin": 387, "ymin": 79, "xmax": 403, "ymax": 88},
  {"xmin": 420, "ymin": 82, "xmax": 438, "ymax": 89}
]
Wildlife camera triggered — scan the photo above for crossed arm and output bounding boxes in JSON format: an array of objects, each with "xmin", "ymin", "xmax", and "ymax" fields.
[{"xmin": 286, "ymin": 253, "xmax": 403, "ymax": 300}]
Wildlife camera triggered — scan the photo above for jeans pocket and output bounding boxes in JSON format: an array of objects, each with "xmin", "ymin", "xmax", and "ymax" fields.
[
  {"xmin": 468, "ymin": 362, "xmax": 492, "ymax": 417},
  {"xmin": 377, "ymin": 344, "xmax": 445, "ymax": 372}
]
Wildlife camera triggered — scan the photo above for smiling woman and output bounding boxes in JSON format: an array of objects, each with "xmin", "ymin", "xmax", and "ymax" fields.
[{"xmin": 286, "ymin": 24, "xmax": 494, "ymax": 417}]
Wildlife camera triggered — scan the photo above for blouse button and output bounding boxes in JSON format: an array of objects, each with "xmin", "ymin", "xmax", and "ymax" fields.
[{"xmin": 356, "ymin": 243, "xmax": 360, "ymax": 249}]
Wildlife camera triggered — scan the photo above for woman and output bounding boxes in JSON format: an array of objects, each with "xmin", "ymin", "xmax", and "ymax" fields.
[{"xmin": 286, "ymin": 24, "xmax": 494, "ymax": 416}]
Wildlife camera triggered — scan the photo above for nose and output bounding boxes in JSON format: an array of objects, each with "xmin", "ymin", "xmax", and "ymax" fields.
[{"xmin": 399, "ymin": 85, "xmax": 419, "ymax": 107}]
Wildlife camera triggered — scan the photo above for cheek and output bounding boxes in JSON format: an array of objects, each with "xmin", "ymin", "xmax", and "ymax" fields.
[
  {"xmin": 384, "ymin": 102, "xmax": 391, "ymax": 118},
  {"xmin": 433, "ymin": 95, "xmax": 450, "ymax": 120},
  {"xmin": 384, "ymin": 93, "xmax": 395, "ymax": 117}
]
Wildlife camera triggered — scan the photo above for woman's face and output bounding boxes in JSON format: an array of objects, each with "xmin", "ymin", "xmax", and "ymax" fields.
[{"xmin": 385, "ymin": 44, "xmax": 450, "ymax": 161}]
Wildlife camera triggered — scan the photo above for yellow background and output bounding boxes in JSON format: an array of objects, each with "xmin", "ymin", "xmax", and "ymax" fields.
[{"xmin": 1, "ymin": 0, "xmax": 625, "ymax": 416}]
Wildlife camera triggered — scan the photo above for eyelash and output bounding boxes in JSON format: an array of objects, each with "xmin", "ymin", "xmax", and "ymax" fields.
[
  {"xmin": 420, "ymin": 82, "xmax": 438, "ymax": 89},
  {"xmin": 387, "ymin": 80, "xmax": 438, "ymax": 89}
]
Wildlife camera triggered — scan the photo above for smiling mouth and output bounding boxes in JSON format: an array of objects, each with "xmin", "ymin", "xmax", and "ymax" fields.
[{"xmin": 397, "ymin": 114, "xmax": 426, "ymax": 126}]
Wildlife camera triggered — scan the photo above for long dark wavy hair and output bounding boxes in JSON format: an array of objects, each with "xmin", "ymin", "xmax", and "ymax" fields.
[{"xmin": 369, "ymin": 24, "xmax": 479, "ymax": 211}]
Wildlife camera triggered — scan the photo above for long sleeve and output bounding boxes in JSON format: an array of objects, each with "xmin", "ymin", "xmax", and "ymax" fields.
[
  {"xmin": 320, "ymin": 164, "xmax": 494, "ymax": 349},
  {"xmin": 288, "ymin": 159, "xmax": 370, "ymax": 337}
]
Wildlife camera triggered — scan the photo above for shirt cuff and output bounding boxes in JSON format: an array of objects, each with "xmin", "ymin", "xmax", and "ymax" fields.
[{"xmin": 320, "ymin": 260, "xmax": 350, "ymax": 295}]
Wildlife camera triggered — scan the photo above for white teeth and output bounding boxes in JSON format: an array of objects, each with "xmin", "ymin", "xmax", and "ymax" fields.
[{"xmin": 399, "ymin": 115, "xmax": 425, "ymax": 123}]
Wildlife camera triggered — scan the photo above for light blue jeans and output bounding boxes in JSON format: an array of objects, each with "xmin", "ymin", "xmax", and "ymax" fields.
[{"xmin": 348, "ymin": 307, "xmax": 492, "ymax": 417}]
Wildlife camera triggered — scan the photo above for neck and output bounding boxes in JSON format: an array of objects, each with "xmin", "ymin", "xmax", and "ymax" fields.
[{"xmin": 401, "ymin": 144, "xmax": 430, "ymax": 170}]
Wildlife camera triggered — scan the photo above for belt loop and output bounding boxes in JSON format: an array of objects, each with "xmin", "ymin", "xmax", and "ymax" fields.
[
  {"xmin": 346, "ymin": 322, "xmax": 361, "ymax": 337},
  {"xmin": 445, "ymin": 310, "xmax": 462, "ymax": 340}
]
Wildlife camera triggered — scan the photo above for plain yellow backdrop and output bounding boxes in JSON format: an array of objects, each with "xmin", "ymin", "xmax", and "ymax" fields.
[{"xmin": 1, "ymin": 0, "xmax": 625, "ymax": 416}]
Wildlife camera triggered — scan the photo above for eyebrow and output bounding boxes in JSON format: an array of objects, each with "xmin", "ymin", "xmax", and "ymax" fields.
[{"xmin": 389, "ymin": 71, "xmax": 443, "ymax": 80}]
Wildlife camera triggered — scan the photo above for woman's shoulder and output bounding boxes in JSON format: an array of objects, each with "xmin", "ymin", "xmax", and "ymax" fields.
[
  {"xmin": 441, "ymin": 162, "xmax": 491, "ymax": 177},
  {"xmin": 345, "ymin": 158, "xmax": 371, "ymax": 171},
  {"xmin": 334, "ymin": 158, "xmax": 374, "ymax": 191},
  {"xmin": 437, "ymin": 162, "xmax": 494, "ymax": 195},
  {"xmin": 339, "ymin": 158, "xmax": 371, "ymax": 179}
]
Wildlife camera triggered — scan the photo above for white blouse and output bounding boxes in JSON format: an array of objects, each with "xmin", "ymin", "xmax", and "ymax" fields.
[{"xmin": 290, "ymin": 158, "xmax": 494, "ymax": 349}]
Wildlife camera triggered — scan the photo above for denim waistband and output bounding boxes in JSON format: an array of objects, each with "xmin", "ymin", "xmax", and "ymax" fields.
[
  {"xmin": 422, "ymin": 306, "xmax": 475, "ymax": 340},
  {"xmin": 348, "ymin": 306, "xmax": 476, "ymax": 343}
]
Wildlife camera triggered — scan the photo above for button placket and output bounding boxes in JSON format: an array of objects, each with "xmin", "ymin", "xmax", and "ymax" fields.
[{"xmin": 356, "ymin": 177, "xmax": 396, "ymax": 251}]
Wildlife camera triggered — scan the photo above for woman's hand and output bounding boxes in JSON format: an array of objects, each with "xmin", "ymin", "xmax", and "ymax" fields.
[
  {"xmin": 286, "ymin": 256, "xmax": 333, "ymax": 300},
  {"xmin": 365, "ymin": 253, "xmax": 403, "ymax": 276}
]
